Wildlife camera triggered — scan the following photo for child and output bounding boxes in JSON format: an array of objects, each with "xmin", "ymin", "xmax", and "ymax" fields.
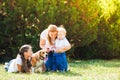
[
  {"xmin": 4, "ymin": 44, "xmax": 33, "ymax": 73},
  {"xmin": 52, "ymin": 26, "xmax": 71, "ymax": 72}
]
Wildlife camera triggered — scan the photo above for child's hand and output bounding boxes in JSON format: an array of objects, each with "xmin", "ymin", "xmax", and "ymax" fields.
[{"xmin": 55, "ymin": 49, "xmax": 63, "ymax": 53}]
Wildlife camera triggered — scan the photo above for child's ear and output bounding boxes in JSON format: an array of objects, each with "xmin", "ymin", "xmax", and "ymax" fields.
[
  {"xmin": 35, "ymin": 53, "xmax": 39, "ymax": 60},
  {"xmin": 64, "ymin": 32, "xmax": 66, "ymax": 36},
  {"xmin": 63, "ymin": 33, "xmax": 66, "ymax": 37},
  {"xmin": 65, "ymin": 33, "xmax": 66, "ymax": 36}
]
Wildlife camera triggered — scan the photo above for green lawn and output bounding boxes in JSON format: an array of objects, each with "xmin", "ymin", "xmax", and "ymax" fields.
[{"xmin": 0, "ymin": 59, "xmax": 120, "ymax": 80}]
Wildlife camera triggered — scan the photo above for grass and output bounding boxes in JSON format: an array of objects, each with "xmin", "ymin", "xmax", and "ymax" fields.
[{"xmin": 0, "ymin": 59, "xmax": 120, "ymax": 80}]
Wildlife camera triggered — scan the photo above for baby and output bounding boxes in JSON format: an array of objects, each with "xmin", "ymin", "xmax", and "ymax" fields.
[{"xmin": 52, "ymin": 26, "xmax": 71, "ymax": 72}]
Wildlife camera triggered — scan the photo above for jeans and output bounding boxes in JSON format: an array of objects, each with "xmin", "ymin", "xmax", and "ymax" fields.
[
  {"xmin": 52, "ymin": 52, "xmax": 68, "ymax": 72},
  {"xmin": 45, "ymin": 51, "xmax": 54, "ymax": 71}
]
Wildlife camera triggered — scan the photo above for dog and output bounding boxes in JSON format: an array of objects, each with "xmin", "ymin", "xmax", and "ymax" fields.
[{"xmin": 31, "ymin": 50, "xmax": 47, "ymax": 73}]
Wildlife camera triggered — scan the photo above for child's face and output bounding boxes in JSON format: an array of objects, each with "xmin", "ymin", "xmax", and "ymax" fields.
[
  {"xmin": 57, "ymin": 31, "xmax": 66, "ymax": 40},
  {"xmin": 24, "ymin": 48, "xmax": 33, "ymax": 59}
]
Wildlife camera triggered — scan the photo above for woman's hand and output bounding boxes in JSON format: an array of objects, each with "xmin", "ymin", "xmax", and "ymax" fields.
[{"xmin": 43, "ymin": 48, "xmax": 50, "ymax": 53}]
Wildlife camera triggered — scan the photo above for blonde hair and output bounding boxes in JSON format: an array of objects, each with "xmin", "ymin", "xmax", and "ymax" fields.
[
  {"xmin": 48, "ymin": 24, "xmax": 58, "ymax": 32},
  {"xmin": 47, "ymin": 24, "xmax": 58, "ymax": 45},
  {"xmin": 57, "ymin": 26, "xmax": 67, "ymax": 34}
]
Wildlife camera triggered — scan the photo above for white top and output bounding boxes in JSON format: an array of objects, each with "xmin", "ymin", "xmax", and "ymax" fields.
[
  {"xmin": 40, "ymin": 29, "xmax": 48, "ymax": 40},
  {"xmin": 40, "ymin": 29, "xmax": 70, "ymax": 51},
  {"xmin": 40, "ymin": 29, "xmax": 53, "ymax": 49},
  {"xmin": 55, "ymin": 37, "xmax": 70, "ymax": 49},
  {"xmin": 8, "ymin": 57, "xmax": 22, "ymax": 73}
]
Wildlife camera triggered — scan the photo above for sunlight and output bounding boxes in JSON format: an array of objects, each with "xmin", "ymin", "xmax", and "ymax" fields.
[{"xmin": 98, "ymin": 0, "xmax": 117, "ymax": 21}]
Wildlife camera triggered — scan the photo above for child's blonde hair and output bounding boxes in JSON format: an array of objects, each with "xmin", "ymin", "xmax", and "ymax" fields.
[{"xmin": 57, "ymin": 26, "xmax": 67, "ymax": 35}]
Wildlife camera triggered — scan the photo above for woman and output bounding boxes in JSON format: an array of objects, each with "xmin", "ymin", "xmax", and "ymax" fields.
[
  {"xmin": 7, "ymin": 44, "xmax": 33, "ymax": 73},
  {"xmin": 40, "ymin": 24, "xmax": 58, "ymax": 71},
  {"xmin": 39, "ymin": 24, "xmax": 71, "ymax": 71}
]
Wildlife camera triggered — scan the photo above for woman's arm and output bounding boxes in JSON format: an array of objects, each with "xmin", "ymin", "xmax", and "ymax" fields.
[
  {"xmin": 39, "ymin": 29, "xmax": 48, "ymax": 49},
  {"xmin": 39, "ymin": 38, "xmax": 51, "ymax": 53},
  {"xmin": 39, "ymin": 38, "xmax": 46, "ymax": 49}
]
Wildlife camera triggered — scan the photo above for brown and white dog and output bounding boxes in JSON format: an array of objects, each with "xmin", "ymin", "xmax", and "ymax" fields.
[{"xmin": 31, "ymin": 50, "xmax": 47, "ymax": 73}]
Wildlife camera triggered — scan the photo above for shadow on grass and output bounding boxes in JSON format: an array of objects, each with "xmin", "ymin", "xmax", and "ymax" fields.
[
  {"xmin": 43, "ymin": 70, "xmax": 82, "ymax": 76},
  {"xmin": 0, "ymin": 59, "xmax": 120, "ymax": 77},
  {"xmin": 0, "ymin": 64, "xmax": 81, "ymax": 77}
]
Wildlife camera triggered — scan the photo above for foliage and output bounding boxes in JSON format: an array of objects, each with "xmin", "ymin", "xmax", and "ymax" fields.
[
  {"xmin": 0, "ymin": 0, "xmax": 120, "ymax": 60},
  {"xmin": 97, "ymin": 0, "xmax": 120, "ymax": 58}
]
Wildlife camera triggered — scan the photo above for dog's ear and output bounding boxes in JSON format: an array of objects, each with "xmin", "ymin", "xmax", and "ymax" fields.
[
  {"xmin": 38, "ymin": 50, "xmax": 42, "ymax": 56},
  {"xmin": 35, "ymin": 52, "xmax": 40, "ymax": 60},
  {"xmin": 39, "ymin": 50, "xmax": 45, "ymax": 56}
]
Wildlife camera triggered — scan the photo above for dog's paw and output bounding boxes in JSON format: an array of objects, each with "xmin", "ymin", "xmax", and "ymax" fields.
[{"xmin": 35, "ymin": 68, "xmax": 42, "ymax": 73}]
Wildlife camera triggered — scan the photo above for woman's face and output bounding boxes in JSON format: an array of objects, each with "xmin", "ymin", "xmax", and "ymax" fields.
[
  {"xmin": 24, "ymin": 48, "xmax": 33, "ymax": 59},
  {"xmin": 48, "ymin": 31, "xmax": 58, "ymax": 40}
]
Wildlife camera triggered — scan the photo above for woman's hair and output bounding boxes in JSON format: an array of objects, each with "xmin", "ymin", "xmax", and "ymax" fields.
[
  {"xmin": 47, "ymin": 24, "xmax": 58, "ymax": 45},
  {"xmin": 19, "ymin": 44, "xmax": 32, "ymax": 73}
]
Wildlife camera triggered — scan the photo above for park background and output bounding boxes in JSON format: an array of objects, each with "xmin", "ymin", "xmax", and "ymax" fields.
[
  {"xmin": 0, "ymin": 0, "xmax": 120, "ymax": 80},
  {"xmin": 0, "ymin": 0, "xmax": 120, "ymax": 62}
]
